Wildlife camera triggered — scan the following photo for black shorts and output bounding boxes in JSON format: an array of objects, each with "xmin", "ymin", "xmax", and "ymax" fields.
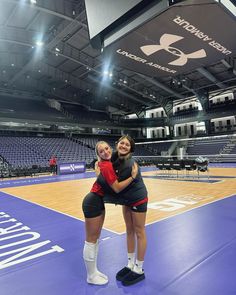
[
  {"xmin": 129, "ymin": 201, "xmax": 148, "ymax": 213},
  {"xmin": 82, "ymin": 192, "xmax": 105, "ymax": 218},
  {"xmin": 50, "ymin": 165, "xmax": 57, "ymax": 173}
]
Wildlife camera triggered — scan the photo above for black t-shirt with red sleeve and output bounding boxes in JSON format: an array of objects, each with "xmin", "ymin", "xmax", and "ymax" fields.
[{"xmin": 97, "ymin": 152, "xmax": 148, "ymax": 205}]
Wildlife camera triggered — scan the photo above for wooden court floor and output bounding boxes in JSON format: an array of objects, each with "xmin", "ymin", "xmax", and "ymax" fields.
[{"xmin": 1, "ymin": 167, "xmax": 236, "ymax": 233}]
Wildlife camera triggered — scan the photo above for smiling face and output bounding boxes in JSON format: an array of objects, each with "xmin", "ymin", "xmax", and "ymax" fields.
[
  {"xmin": 96, "ymin": 142, "xmax": 112, "ymax": 161},
  {"xmin": 117, "ymin": 137, "xmax": 132, "ymax": 157}
]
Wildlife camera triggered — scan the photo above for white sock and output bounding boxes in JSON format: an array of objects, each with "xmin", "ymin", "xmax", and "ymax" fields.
[
  {"xmin": 83, "ymin": 241, "xmax": 108, "ymax": 285},
  {"xmin": 95, "ymin": 240, "xmax": 108, "ymax": 280},
  {"xmin": 127, "ymin": 252, "xmax": 135, "ymax": 269},
  {"xmin": 133, "ymin": 259, "xmax": 144, "ymax": 274}
]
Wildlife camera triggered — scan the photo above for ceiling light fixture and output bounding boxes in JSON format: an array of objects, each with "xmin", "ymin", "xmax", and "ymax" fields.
[{"xmin": 35, "ymin": 40, "xmax": 44, "ymax": 47}]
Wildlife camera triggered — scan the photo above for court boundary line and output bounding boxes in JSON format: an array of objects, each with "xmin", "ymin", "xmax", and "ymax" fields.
[
  {"xmin": 0, "ymin": 191, "xmax": 120, "ymax": 236},
  {"xmin": 0, "ymin": 173, "xmax": 97, "ymax": 189},
  {"xmin": 143, "ymin": 176, "xmax": 224, "ymax": 184},
  {"xmin": 1, "ymin": 192, "xmax": 235, "ymax": 236},
  {"xmin": 1, "ymin": 168, "xmax": 235, "ymax": 234},
  {"xmin": 145, "ymin": 193, "xmax": 236, "ymax": 229}
]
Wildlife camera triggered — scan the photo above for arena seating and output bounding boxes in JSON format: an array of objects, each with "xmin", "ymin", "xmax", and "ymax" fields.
[
  {"xmin": 186, "ymin": 138, "xmax": 229, "ymax": 156},
  {"xmin": 0, "ymin": 96, "xmax": 72, "ymax": 123},
  {"xmin": 0, "ymin": 136, "xmax": 97, "ymax": 172},
  {"xmin": 0, "ymin": 134, "xmax": 234, "ymax": 179}
]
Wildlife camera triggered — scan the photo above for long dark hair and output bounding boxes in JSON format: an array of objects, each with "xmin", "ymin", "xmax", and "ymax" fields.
[{"xmin": 116, "ymin": 135, "xmax": 135, "ymax": 153}]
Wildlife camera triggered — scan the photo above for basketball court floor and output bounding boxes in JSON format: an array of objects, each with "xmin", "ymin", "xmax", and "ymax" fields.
[{"xmin": 0, "ymin": 164, "xmax": 236, "ymax": 295}]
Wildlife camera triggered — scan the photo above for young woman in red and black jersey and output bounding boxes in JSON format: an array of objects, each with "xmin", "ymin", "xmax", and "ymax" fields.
[
  {"xmin": 96, "ymin": 135, "xmax": 148, "ymax": 286},
  {"xmin": 82, "ymin": 141, "xmax": 138, "ymax": 285}
]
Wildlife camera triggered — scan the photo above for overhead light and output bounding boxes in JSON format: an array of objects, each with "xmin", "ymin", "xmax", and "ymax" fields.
[
  {"xmin": 30, "ymin": 0, "xmax": 37, "ymax": 4},
  {"xmin": 35, "ymin": 40, "xmax": 44, "ymax": 47},
  {"xmin": 103, "ymin": 70, "xmax": 109, "ymax": 76},
  {"xmin": 11, "ymin": 63, "xmax": 15, "ymax": 67},
  {"xmin": 103, "ymin": 70, "xmax": 113, "ymax": 79},
  {"xmin": 55, "ymin": 47, "xmax": 60, "ymax": 52}
]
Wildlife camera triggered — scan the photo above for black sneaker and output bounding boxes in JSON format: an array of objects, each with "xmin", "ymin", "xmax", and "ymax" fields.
[
  {"xmin": 122, "ymin": 270, "xmax": 145, "ymax": 286},
  {"xmin": 116, "ymin": 267, "xmax": 132, "ymax": 281}
]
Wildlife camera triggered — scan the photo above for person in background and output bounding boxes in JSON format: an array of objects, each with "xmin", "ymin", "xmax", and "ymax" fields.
[{"xmin": 49, "ymin": 155, "xmax": 57, "ymax": 175}]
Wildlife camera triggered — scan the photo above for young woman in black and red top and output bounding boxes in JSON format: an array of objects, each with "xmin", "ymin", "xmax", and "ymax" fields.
[
  {"xmin": 82, "ymin": 141, "xmax": 138, "ymax": 285},
  {"xmin": 97, "ymin": 135, "xmax": 148, "ymax": 286}
]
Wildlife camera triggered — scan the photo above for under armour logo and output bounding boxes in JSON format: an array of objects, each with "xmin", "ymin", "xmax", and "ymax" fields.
[{"xmin": 140, "ymin": 34, "xmax": 206, "ymax": 66}]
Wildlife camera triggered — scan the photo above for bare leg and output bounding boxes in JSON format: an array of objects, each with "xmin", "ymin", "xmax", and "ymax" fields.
[
  {"xmin": 85, "ymin": 210, "xmax": 105, "ymax": 243},
  {"xmin": 131, "ymin": 211, "xmax": 147, "ymax": 262},
  {"xmin": 116, "ymin": 206, "xmax": 136, "ymax": 281},
  {"xmin": 122, "ymin": 206, "xmax": 135, "ymax": 254},
  {"xmin": 118, "ymin": 208, "xmax": 146, "ymax": 285}
]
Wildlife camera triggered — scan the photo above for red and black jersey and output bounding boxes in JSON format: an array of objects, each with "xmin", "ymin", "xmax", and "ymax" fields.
[{"xmin": 91, "ymin": 161, "xmax": 117, "ymax": 196}]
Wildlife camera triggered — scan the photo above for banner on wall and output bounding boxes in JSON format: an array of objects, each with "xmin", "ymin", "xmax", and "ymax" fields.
[
  {"xmin": 58, "ymin": 162, "xmax": 86, "ymax": 175},
  {"xmin": 104, "ymin": 0, "xmax": 236, "ymax": 78}
]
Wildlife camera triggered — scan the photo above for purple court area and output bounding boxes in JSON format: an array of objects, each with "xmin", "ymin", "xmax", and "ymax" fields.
[
  {"xmin": 143, "ymin": 175, "xmax": 221, "ymax": 183},
  {"xmin": 0, "ymin": 171, "xmax": 97, "ymax": 189},
  {"xmin": 209, "ymin": 162, "xmax": 236, "ymax": 168},
  {"xmin": 0, "ymin": 167, "xmax": 156, "ymax": 189},
  {"xmin": 0, "ymin": 186, "xmax": 236, "ymax": 294}
]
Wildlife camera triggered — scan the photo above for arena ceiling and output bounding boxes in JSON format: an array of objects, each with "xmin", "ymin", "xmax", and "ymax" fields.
[{"xmin": 0, "ymin": 0, "xmax": 236, "ymax": 118}]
